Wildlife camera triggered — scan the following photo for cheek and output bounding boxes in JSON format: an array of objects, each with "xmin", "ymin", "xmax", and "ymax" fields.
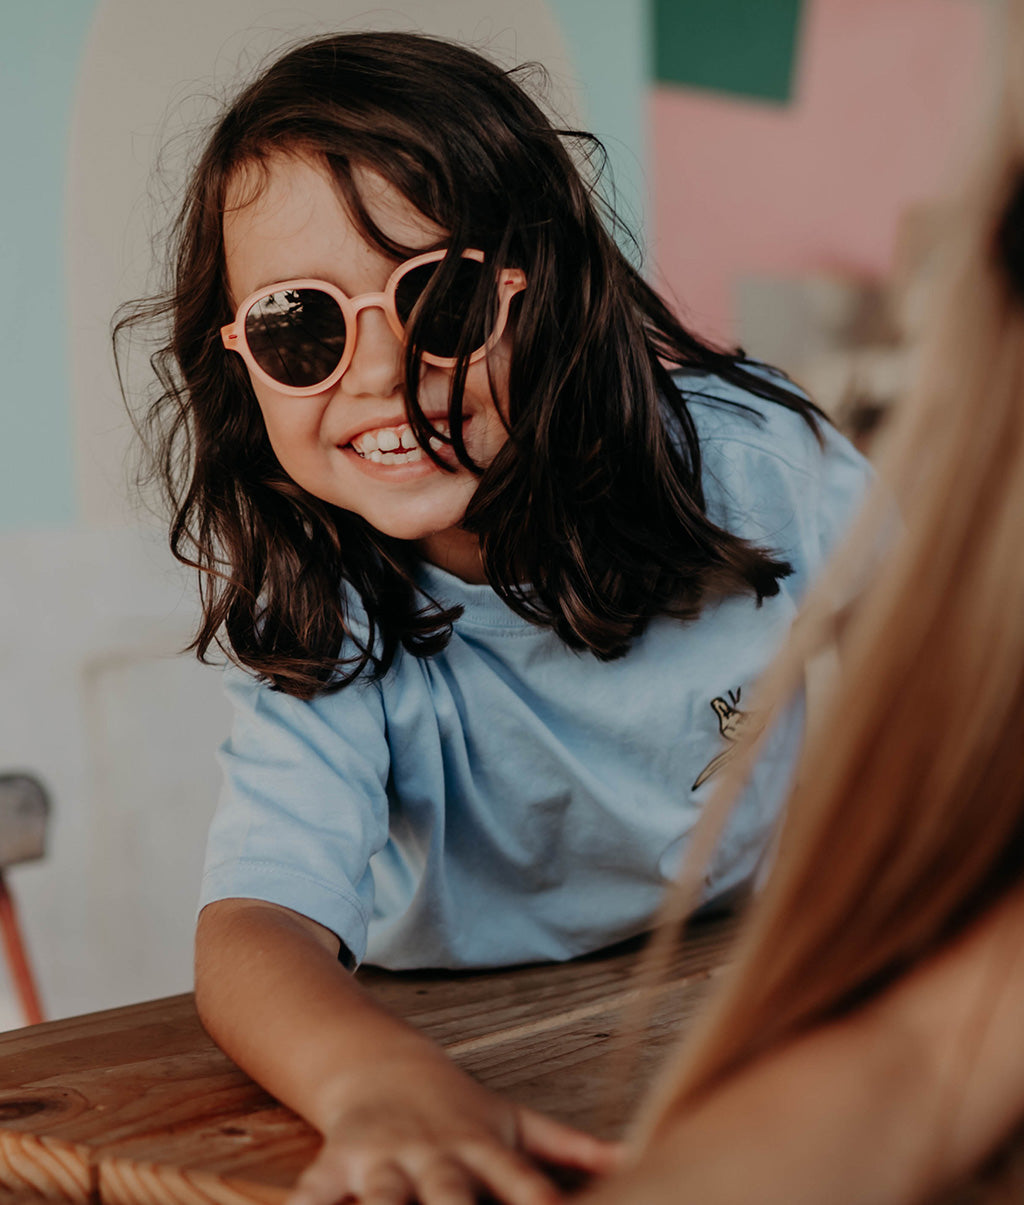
[
  {"xmin": 465, "ymin": 340, "xmax": 512, "ymax": 417},
  {"xmin": 252, "ymin": 390, "xmax": 321, "ymax": 465}
]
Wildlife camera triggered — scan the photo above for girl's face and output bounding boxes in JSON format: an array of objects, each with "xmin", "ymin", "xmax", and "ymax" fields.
[{"xmin": 222, "ymin": 152, "xmax": 511, "ymax": 571}]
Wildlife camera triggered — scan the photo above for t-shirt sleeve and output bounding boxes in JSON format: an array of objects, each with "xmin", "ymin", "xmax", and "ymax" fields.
[
  {"xmin": 198, "ymin": 662, "xmax": 391, "ymax": 967},
  {"xmin": 809, "ymin": 423, "xmax": 875, "ymax": 571},
  {"xmin": 695, "ymin": 398, "xmax": 874, "ymax": 602}
]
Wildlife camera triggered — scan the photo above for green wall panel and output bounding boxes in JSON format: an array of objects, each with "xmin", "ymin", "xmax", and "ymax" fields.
[{"xmin": 652, "ymin": 0, "xmax": 805, "ymax": 104}]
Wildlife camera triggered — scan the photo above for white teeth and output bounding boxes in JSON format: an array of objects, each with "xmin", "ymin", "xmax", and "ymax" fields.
[
  {"xmin": 357, "ymin": 445, "xmax": 425, "ymax": 465},
  {"xmin": 351, "ymin": 419, "xmax": 453, "ymax": 461}
]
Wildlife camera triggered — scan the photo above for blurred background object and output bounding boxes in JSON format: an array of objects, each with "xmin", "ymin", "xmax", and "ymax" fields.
[
  {"xmin": 0, "ymin": 774, "xmax": 49, "ymax": 1025},
  {"xmin": 0, "ymin": 0, "xmax": 998, "ymax": 1026},
  {"xmin": 735, "ymin": 202, "xmax": 951, "ymax": 455}
]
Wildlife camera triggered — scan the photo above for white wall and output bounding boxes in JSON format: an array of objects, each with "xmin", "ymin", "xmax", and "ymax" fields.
[{"xmin": 0, "ymin": 527, "xmax": 229, "ymax": 1019}]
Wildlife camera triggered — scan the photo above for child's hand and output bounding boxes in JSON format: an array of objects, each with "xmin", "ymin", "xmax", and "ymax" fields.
[
  {"xmin": 286, "ymin": 1051, "xmax": 622, "ymax": 1205},
  {"xmin": 197, "ymin": 901, "xmax": 620, "ymax": 1203}
]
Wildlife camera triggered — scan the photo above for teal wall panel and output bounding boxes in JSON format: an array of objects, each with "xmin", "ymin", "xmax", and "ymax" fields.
[
  {"xmin": 549, "ymin": 0, "xmax": 648, "ymax": 251},
  {"xmin": 653, "ymin": 0, "xmax": 805, "ymax": 104},
  {"xmin": 1, "ymin": 1, "xmax": 98, "ymax": 529}
]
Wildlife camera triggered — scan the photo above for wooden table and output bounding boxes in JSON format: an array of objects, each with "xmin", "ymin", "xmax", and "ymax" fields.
[{"xmin": 0, "ymin": 916, "xmax": 735, "ymax": 1205}]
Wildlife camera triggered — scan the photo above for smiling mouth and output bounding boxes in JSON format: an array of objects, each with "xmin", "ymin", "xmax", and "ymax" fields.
[{"xmin": 347, "ymin": 420, "xmax": 452, "ymax": 465}]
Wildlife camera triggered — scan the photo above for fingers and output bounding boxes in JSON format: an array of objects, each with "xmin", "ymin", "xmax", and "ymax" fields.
[
  {"xmin": 284, "ymin": 1109, "xmax": 611, "ymax": 1205},
  {"xmin": 288, "ymin": 1145, "xmax": 510, "ymax": 1205},
  {"xmin": 287, "ymin": 1148, "xmax": 361, "ymax": 1205},
  {"xmin": 289, "ymin": 1154, "xmax": 425, "ymax": 1205},
  {"xmin": 356, "ymin": 1160, "xmax": 416, "ymax": 1205},
  {"xmin": 406, "ymin": 1152, "xmax": 478, "ymax": 1205},
  {"xmin": 517, "ymin": 1108, "xmax": 626, "ymax": 1176},
  {"xmin": 457, "ymin": 1139, "xmax": 563, "ymax": 1205}
]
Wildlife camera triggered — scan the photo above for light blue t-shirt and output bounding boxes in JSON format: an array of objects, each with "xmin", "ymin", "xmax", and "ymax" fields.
[{"xmin": 199, "ymin": 372, "xmax": 872, "ymax": 969}]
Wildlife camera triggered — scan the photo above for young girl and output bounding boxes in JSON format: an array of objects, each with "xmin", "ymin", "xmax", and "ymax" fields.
[
  {"xmin": 119, "ymin": 31, "xmax": 870, "ymax": 1205},
  {"xmin": 576, "ymin": 3, "xmax": 1024, "ymax": 1199}
]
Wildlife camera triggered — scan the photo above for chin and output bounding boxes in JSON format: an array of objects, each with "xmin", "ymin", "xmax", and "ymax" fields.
[
  {"xmin": 367, "ymin": 508, "xmax": 468, "ymax": 544},
  {"xmin": 365, "ymin": 487, "xmax": 477, "ymax": 543}
]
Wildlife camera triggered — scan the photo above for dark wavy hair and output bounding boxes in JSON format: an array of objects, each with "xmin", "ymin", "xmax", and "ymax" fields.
[{"xmin": 115, "ymin": 31, "xmax": 822, "ymax": 700}]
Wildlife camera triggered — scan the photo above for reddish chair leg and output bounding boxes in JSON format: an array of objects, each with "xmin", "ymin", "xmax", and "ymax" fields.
[{"xmin": 0, "ymin": 869, "xmax": 44, "ymax": 1025}]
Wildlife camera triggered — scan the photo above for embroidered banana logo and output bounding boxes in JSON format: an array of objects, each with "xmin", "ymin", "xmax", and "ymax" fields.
[{"xmin": 691, "ymin": 688, "xmax": 762, "ymax": 790}]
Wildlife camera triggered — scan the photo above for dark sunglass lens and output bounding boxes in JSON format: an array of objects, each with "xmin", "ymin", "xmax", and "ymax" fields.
[
  {"xmin": 394, "ymin": 258, "xmax": 490, "ymax": 359},
  {"xmin": 244, "ymin": 288, "xmax": 346, "ymax": 388}
]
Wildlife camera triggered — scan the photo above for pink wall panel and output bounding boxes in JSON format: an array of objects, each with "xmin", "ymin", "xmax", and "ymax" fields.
[{"xmin": 650, "ymin": 0, "xmax": 989, "ymax": 343}]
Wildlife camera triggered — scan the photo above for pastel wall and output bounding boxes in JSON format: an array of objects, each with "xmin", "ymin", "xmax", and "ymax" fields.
[
  {"xmin": 650, "ymin": 0, "xmax": 992, "ymax": 342},
  {"xmin": 0, "ymin": 0, "xmax": 96, "ymax": 528},
  {"xmin": 550, "ymin": 0, "xmax": 649, "ymax": 243}
]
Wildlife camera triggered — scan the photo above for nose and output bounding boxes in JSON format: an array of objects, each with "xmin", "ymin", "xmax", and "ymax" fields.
[{"xmin": 337, "ymin": 296, "xmax": 404, "ymax": 400}]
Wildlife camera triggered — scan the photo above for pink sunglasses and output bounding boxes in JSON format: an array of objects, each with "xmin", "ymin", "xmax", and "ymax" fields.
[{"xmin": 220, "ymin": 248, "xmax": 527, "ymax": 397}]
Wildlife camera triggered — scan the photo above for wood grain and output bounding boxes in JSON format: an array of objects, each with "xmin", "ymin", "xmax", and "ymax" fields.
[
  {"xmin": 0, "ymin": 1189, "xmax": 80, "ymax": 1205},
  {"xmin": 0, "ymin": 915, "xmax": 737, "ymax": 1205}
]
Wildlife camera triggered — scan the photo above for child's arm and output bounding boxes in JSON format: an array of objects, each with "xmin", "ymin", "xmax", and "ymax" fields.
[
  {"xmin": 573, "ymin": 883, "xmax": 1024, "ymax": 1205},
  {"xmin": 195, "ymin": 897, "xmax": 621, "ymax": 1205}
]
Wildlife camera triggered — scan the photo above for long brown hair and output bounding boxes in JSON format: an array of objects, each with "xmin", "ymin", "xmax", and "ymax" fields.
[
  {"xmin": 115, "ymin": 31, "xmax": 821, "ymax": 700},
  {"xmin": 628, "ymin": 2, "xmax": 1024, "ymax": 1191}
]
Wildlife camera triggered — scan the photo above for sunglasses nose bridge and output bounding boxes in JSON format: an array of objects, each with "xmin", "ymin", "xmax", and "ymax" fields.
[
  {"xmin": 338, "ymin": 290, "xmax": 406, "ymax": 395},
  {"xmin": 348, "ymin": 291, "xmax": 392, "ymax": 318}
]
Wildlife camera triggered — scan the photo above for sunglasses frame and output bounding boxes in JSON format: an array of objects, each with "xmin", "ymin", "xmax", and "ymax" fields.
[{"xmin": 220, "ymin": 248, "xmax": 527, "ymax": 397}]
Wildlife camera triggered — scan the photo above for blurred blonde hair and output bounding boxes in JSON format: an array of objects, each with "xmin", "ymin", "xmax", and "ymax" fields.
[{"xmin": 630, "ymin": 0, "xmax": 1024, "ymax": 1190}]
